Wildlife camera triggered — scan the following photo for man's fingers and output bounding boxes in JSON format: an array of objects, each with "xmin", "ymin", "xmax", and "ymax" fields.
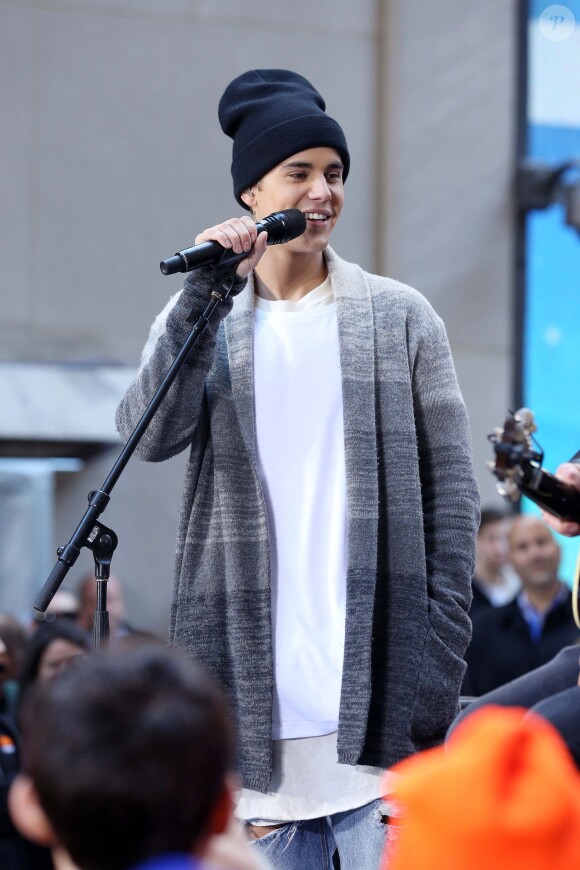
[
  {"xmin": 541, "ymin": 510, "xmax": 580, "ymax": 537},
  {"xmin": 555, "ymin": 462, "xmax": 580, "ymax": 488},
  {"xmin": 192, "ymin": 216, "xmax": 269, "ymax": 279},
  {"xmin": 235, "ymin": 230, "xmax": 269, "ymax": 279},
  {"xmin": 194, "ymin": 217, "xmax": 257, "ymax": 253}
]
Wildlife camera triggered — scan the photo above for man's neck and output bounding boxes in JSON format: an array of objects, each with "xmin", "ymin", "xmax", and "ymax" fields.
[
  {"xmin": 523, "ymin": 579, "xmax": 564, "ymax": 614},
  {"xmin": 254, "ymin": 248, "xmax": 328, "ymax": 302}
]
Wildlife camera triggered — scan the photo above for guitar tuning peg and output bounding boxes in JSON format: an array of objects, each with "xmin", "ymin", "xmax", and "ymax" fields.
[
  {"xmin": 514, "ymin": 407, "xmax": 537, "ymax": 433},
  {"xmin": 496, "ymin": 479, "xmax": 520, "ymax": 501}
]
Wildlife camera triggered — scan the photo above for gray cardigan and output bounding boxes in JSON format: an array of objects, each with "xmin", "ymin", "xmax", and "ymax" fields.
[{"xmin": 116, "ymin": 247, "xmax": 480, "ymax": 792}]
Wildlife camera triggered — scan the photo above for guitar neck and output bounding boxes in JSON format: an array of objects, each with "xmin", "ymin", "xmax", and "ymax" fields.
[{"xmin": 518, "ymin": 465, "xmax": 580, "ymax": 522}]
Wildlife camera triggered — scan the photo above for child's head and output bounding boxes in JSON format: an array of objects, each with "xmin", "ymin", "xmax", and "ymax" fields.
[
  {"xmin": 385, "ymin": 705, "xmax": 580, "ymax": 870},
  {"xmin": 9, "ymin": 643, "xmax": 235, "ymax": 870}
]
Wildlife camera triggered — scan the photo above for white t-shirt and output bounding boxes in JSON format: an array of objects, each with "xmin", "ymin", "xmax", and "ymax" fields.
[
  {"xmin": 253, "ymin": 277, "xmax": 347, "ymax": 739},
  {"xmin": 236, "ymin": 731, "xmax": 395, "ymax": 824}
]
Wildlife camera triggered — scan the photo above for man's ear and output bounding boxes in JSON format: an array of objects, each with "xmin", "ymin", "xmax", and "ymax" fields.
[
  {"xmin": 8, "ymin": 773, "xmax": 58, "ymax": 847},
  {"xmin": 241, "ymin": 188, "xmax": 256, "ymax": 209}
]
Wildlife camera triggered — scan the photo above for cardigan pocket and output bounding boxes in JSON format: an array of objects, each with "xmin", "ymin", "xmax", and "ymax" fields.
[{"xmin": 407, "ymin": 624, "xmax": 467, "ymax": 746}]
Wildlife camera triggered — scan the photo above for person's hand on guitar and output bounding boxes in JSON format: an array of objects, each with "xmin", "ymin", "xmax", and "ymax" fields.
[{"xmin": 541, "ymin": 461, "xmax": 580, "ymax": 537}]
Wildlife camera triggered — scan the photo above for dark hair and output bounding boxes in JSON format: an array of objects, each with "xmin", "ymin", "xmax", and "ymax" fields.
[
  {"xmin": 0, "ymin": 612, "xmax": 28, "ymax": 673},
  {"xmin": 478, "ymin": 506, "xmax": 513, "ymax": 533},
  {"xmin": 18, "ymin": 644, "xmax": 235, "ymax": 870},
  {"xmin": 17, "ymin": 619, "xmax": 92, "ymax": 701}
]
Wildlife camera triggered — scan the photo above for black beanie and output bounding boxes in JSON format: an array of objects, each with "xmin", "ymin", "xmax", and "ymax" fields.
[{"xmin": 218, "ymin": 69, "xmax": 350, "ymax": 209}]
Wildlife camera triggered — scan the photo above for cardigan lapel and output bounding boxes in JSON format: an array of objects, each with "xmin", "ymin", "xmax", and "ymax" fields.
[
  {"xmin": 326, "ymin": 247, "xmax": 379, "ymax": 572},
  {"xmin": 326, "ymin": 247, "xmax": 379, "ymax": 760}
]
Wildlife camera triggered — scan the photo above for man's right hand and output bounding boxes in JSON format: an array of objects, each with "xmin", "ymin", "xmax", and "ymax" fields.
[
  {"xmin": 541, "ymin": 462, "xmax": 580, "ymax": 537},
  {"xmin": 194, "ymin": 216, "xmax": 269, "ymax": 279}
]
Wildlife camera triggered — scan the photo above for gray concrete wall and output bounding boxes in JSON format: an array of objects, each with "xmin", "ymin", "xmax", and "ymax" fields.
[
  {"xmin": 1, "ymin": 0, "xmax": 518, "ymax": 633},
  {"xmin": 377, "ymin": 0, "xmax": 518, "ymax": 507},
  {"xmin": 1, "ymin": 0, "xmax": 376, "ymax": 364}
]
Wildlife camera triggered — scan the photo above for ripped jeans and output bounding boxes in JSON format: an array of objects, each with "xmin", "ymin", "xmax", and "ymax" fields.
[{"xmin": 248, "ymin": 798, "xmax": 399, "ymax": 870}]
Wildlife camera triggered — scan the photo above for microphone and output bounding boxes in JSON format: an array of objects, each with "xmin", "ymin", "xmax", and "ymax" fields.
[{"xmin": 160, "ymin": 209, "xmax": 307, "ymax": 275}]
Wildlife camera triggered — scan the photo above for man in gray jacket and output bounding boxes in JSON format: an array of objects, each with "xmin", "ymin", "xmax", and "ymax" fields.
[{"xmin": 116, "ymin": 69, "xmax": 480, "ymax": 870}]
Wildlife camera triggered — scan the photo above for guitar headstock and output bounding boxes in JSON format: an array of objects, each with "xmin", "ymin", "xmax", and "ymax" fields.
[{"xmin": 487, "ymin": 408, "xmax": 544, "ymax": 502}]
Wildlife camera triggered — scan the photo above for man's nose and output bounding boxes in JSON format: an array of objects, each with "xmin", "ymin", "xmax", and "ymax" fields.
[
  {"xmin": 529, "ymin": 543, "xmax": 546, "ymax": 560},
  {"xmin": 308, "ymin": 176, "xmax": 331, "ymax": 199}
]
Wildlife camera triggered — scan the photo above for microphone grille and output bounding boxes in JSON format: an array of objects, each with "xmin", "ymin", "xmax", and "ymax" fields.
[{"xmin": 265, "ymin": 209, "xmax": 307, "ymax": 244}]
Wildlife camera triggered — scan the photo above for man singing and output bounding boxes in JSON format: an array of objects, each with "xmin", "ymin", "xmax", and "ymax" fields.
[{"xmin": 116, "ymin": 69, "xmax": 480, "ymax": 869}]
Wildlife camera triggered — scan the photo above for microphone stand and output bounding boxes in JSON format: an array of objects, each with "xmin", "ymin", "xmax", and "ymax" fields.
[{"xmin": 33, "ymin": 265, "xmax": 237, "ymax": 649}]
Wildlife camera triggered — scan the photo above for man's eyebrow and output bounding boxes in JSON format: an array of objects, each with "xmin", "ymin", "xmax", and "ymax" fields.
[{"xmin": 280, "ymin": 160, "xmax": 344, "ymax": 170}]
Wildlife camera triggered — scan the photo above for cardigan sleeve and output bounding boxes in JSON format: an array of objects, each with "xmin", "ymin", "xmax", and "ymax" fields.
[
  {"xmin": 115, "ymin": 268, "xmax": 246, "ymax": 462},
  {"xmin": 411, "ymin": 313, "xmax": 480, "ymax": 663}
]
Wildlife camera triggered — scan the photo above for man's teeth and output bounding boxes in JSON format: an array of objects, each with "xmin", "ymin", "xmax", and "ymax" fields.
[{"xmin": 304, "ymin": 213, "xmax": 328, "ymax": 221}]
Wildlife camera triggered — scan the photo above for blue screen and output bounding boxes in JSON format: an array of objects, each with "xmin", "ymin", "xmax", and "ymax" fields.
[{"xmin": 524, "ymin": 2, "xmax": 580, "ymax": 584}]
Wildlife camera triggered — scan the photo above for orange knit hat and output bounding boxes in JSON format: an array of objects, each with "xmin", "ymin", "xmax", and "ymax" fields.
[{"xmin": 384, "ymin": 706, "xmax": 580, "ymax": 870}]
